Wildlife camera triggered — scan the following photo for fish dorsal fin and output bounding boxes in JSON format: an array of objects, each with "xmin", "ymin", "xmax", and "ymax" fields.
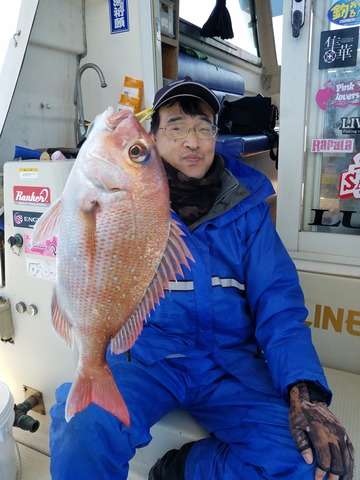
[
  {"xmin": 111, "ymin": 219, "xmax": 193, "ymax": 354},
  {"xmin": 31, "ymin": 197, "xmax": 62, "ymax": 245},
  {"xmin": 51, "ymin": 289, "xmax": 74, "ymax": 347}
]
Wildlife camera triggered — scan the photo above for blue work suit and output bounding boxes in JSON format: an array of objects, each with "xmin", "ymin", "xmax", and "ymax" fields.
[{"xmin": 50, "ymin": 155, "xmax": 331, "ymax": 479}]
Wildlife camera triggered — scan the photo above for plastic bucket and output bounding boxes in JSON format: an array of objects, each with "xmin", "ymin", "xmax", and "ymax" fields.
[{"xmin": 0, "ymin": 381, "xmax": 16, "ymax": 480}]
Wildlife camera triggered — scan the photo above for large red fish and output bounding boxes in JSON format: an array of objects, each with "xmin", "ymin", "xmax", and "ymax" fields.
[{"xmin": 31, "ymin": 107, "xmax": 193, "ymax": 427}]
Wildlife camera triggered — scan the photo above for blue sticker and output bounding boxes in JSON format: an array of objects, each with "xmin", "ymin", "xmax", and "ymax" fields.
[
  {"xmin": 13, "ymin": 210, "xmax": 42, "ymax": 229},
  {"xmin": 109, "ymin": 0, "xmax": 129, "ymax": 34},
  {"xmin": 328, "ymin": 1, "xmax": 360, "ymax": 26}
]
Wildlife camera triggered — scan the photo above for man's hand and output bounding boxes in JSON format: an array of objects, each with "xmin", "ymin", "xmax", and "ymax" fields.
[{"xmin": 289, "ymin": 382, "xmax": 354, "ymax": 480}]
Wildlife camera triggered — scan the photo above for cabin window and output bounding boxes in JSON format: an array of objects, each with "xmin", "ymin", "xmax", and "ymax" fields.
[
  {"xmin": 277, "ymin": 1, "xmax": 360, "ymax": 275},
  {"xmin": 270, "ymin": 0, "xmax": 283, "ymax": 65},
  {"xmin": 179, "ymin": 0, "xmax": 259, "ymax": 58},
  {"xmin": 0, "ymin": 0, "xmax": 22, "ymax": 72},
  {"xmin": 301, "ymin": 9, "xmax": 360, "ymax": 237}
]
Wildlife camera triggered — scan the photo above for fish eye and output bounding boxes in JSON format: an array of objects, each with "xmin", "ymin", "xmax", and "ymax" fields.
[{"xmin": 128, "ymin": 142, "xmax": 149, "ymax": 163}]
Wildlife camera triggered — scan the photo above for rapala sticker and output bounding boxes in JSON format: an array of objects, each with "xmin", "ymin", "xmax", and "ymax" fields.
[
  {"xmin": 13, "ymin": 186, "xmax": 51, "ymax": 206},
  {"xmin": 311, "ymin": 138, "xmax": 354, "ymax": 152},
  {"xmin": 316, "ymin": 79, "xmax": 360, "ymax": 110},
  {"xmin": 339, "ymin": 116, "xmax": 360, "ymax": 134},
  {"xmin": 339, "ymin": 152, "xmax": 360, "ymax": 198},
  {"xmin": 12, "ymin": 210, "xmax": 42, "ymax": 229},
  {"xmin": 319, "ymin": 27, "xmax": 359, "ymax": 69},
  {"xmin": 328, "ymin": 1, "xmax": 360, "ymax": 26},
  {"xmin": 24, "ymin": 233, "xmax": 57, "ymax": 257}
]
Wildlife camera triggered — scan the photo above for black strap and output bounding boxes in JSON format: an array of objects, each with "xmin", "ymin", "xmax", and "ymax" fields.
[{"xmin": 264, "ymin": 130, "xmax": 279, "ymax": 168}]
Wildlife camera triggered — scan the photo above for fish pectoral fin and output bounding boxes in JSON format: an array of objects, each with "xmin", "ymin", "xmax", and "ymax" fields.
[
  {"xmin": 165, "ymin": 218, "xmax": 194, "ymax": 276},
  {"xmin": 111, "ymin": 219, "xmax": 194, "ymax": 355},
  {"xmin": 31, "ymin": 197, "xmax": 62, "ymax": 246},
  {"xmin": 51, "ymin": 290, "xmax": 73, "ymax": 347},
  {"xmin": 65, "ymin": 364, "xmax": 130, "ymax": 428}
]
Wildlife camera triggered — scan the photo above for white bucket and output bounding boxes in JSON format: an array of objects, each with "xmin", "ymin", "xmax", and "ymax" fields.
[{"xmin": 0, "ymin": 381, "xmax": 17, "ymax": 480}]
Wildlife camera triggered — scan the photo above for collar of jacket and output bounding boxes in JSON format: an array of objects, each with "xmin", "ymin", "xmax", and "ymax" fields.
[{"xmin": 187, "ymin": 166, "xmax": 249, "ymax": 232}]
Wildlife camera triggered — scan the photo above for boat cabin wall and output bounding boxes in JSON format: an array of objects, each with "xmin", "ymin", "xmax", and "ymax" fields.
[
  {"xmin": 0, "ymin": 0, "xmax": 158, "ymax": 170},
  {"xmin": 0, "ymin": 0, "xmax": 83, "ymax": 168}
]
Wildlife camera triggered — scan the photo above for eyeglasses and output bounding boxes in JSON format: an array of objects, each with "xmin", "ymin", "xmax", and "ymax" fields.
[{"xmin": 158, "ymin": 124, "xmax": 218, "ymax": 139}]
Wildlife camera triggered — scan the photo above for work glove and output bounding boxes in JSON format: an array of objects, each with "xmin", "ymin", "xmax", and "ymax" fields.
[{"xmin": 289, "ymin": 382, "xmax": 354, "ymax": 479}]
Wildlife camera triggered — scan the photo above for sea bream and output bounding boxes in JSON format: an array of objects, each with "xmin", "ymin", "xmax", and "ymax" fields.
[{"xmin": 31, "ymin": 107, "xmax": 193, "ymax": 427}]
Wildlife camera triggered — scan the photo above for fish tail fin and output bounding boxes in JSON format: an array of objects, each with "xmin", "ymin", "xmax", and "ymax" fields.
[{"xmin": 65, "ymin": 365, "xmax": 130, "ymax": 427}]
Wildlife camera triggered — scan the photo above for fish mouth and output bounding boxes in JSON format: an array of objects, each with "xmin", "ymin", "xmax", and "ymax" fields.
[{"xmin": 107, "ymin": 109, "xmax": 133, "ymax": 130}]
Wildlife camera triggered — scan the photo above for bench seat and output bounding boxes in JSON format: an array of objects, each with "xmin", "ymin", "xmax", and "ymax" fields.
[{"xmin": 216, "ymin": 133, "xmax": 271, "ymax": 158}]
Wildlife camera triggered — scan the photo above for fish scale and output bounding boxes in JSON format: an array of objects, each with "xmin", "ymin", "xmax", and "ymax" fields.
[{"xmin": 31, "ymin": 107, "xmax": 193, "ymax": 427}]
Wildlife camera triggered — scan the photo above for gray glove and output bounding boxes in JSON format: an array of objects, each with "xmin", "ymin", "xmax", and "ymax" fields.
[{"xmin": 289, "ymin": 382, "xmax": 354, "ymax": 479}]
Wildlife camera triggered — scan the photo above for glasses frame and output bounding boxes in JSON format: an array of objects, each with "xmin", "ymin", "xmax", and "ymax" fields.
[{"xmin": 158, "ymin": 124, "xmax": 218, "ymax": 139}]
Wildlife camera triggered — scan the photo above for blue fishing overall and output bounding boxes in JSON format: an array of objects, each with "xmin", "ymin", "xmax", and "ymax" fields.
[{"xmin": 50, "ymin": 157, "xmax": 331, "ymax": 479}]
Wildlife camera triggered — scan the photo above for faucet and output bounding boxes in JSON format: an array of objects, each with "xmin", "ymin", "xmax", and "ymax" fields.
[{"xmin": 75, "ymin": 62, "xmax": 107, "ymax": 146}]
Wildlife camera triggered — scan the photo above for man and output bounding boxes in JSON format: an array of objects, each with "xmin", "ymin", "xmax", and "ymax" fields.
[{"xmin": 50, "ymin": 77, "xmax": 354, "ymax": 480}]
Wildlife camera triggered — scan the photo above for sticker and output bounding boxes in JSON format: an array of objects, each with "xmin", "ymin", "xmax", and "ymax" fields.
[
  {"xmin": 24, "ymin": 233, "xmax": 57, "ymax": 257},
  {"xmin": 339, "ymin": 152, "xmax": 360, "ymax": 198},
  {"xmin": 12, "ymin": 210, "xmax": 42, "ymax": 229},
  {"xmin": 308, "ymin": 208, "xmax": 360, "ymax": 228},
  {"xmin": 311, "ymin": 138, "xmax": 354, "ymax": 152},
  {"xmin": 328, "ymin": 1, "xmax": 360, "ymax": 26},
  {"xmin": 108, "ymin": 0, "xmax": 129, "ymax": 34},
  {"xmin": 319, "ymin": 27, "xmax": 359, "ymax": 70},
  {"xmin": 339, "ymin": 116, "xmax": 360, "ymax": 134},
  {"xmin": 316, "ymin": 79, "xmax": 360, "ymax": 110},
  {"xmin": 26, "ymin": 257, "xmax": 56, "ymax": 282},
  {"xmin": 19, "ymin": 168, "xmax": 39, "ymax": 179},
  {"xmin": 13, "ymin": 186, "xmax": 51, "ymax": 206}
]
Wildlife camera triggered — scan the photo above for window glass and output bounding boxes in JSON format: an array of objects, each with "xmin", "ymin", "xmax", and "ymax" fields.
[
  {"xmin": 0, "ymin": 0, "xmax": 39, "ymax": 136},
  {"xmin": 179, "ymin": 0, "xmax": 258, "ymax": 57},
  {"xmin": 270, "ymin": 0, "xmax": 283, "ymax": 65},
  {"xmin": 0, "ymin": 0, "xmax": 22, "ymax": 72},
  {"xmin": 302, "ymin": 4, "xmax": 360, "ymax": 236}
]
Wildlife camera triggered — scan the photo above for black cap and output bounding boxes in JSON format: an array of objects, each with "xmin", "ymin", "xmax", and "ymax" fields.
[{"xmin": 153, "ymin": 76, "xmax": 220, "ymax": 115}]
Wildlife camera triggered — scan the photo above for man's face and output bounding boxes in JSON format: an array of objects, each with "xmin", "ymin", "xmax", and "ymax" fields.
[{"xmin": 152, "ymin": 100, "xmax": 217, "ymax": 179}]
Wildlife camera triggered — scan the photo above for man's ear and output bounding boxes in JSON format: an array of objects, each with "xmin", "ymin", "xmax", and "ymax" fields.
[{"xmin": 149, "ymin": 131, "xmax": 156, "ymax": 142}]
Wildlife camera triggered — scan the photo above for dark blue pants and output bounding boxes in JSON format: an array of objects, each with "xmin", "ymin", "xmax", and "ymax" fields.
[{"xmin": 50, "ymin": 352, "xmax": 319, "ymax": 479}]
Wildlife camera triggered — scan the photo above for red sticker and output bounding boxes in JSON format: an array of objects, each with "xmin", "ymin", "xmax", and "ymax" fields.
[{"xmin": 13, "ymin": 186, "xmax": 51, "ymax": 206}]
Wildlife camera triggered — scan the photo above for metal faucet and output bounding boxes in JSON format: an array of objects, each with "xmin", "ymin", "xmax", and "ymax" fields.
[{"xmin": 75, "ymin": 63, "xmax": 107, "ymax": 145}]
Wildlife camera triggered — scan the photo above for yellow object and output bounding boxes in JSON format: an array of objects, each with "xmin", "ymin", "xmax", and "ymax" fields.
[
  {"xmin": 123, "ymin": 76, "xmax": 143, "ymax": 99},
  {"xmin": 135, "ymin": 107, "xmax": 155, "ymax": 123},
  {"xmin": 117, "ymin": 94, "xmax": 141, "ymax": 114},
  {"xmin": 117, "ymin": 76, "xmax": 143, "ymax": 114}
]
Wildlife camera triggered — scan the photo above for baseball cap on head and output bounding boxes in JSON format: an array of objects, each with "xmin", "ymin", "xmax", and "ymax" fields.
[{"xmin": 153, "ymin": 76, "xmax": 220, "ymax": 115}]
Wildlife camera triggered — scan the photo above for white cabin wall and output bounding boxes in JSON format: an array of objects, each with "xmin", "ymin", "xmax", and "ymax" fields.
[
  {"xmin": 0, "ymin": 0, "xmax": 84, "ymax": 169},
  {"xmin": 80, "ymin": 0, "xmax": 159, "ymax": 125}
]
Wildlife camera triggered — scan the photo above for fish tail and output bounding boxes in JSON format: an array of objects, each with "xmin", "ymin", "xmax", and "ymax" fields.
[{"xmin": 65, "ymin": 365, "xmax": 130, "ymax": 428}]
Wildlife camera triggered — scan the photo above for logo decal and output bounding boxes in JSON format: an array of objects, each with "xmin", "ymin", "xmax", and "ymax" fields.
[
  {"xmin": 12, "ymin": 211, "xmax": 42, "ymax": 228},
  {"xmin": 316, "ymin": 79, "xmax": 360, "ymax": 110},
  {"xmin": 339, "ymin": 152, "xmax": 360, "ymax": 198},
  {"xmin": 311, "ymin": 138, "xmax": 354, "ymax": 152},
  {"xmin": 13, "ymin": 186, "xmax": 51, "ymax": 206}
]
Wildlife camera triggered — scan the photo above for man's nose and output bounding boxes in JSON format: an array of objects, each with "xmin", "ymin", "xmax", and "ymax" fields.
[{"xmin": 184, "ymin": 128, "xmax": 199, "ymax": 147}]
